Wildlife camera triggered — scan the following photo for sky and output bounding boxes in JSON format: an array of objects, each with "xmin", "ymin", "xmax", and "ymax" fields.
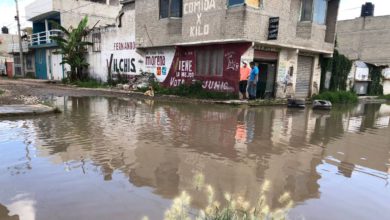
[{"xmin": 0, "ymin": 0, "xmax": 390, "ymax": 34}]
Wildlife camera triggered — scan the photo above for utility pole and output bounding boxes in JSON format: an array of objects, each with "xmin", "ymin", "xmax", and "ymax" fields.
[{"xmin": 15, "ymin": 0, "xmax": 25, "ymax": 77}]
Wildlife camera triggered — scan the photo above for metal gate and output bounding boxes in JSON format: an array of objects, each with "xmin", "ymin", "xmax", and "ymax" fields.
[{"xmin": 296, "ymin": 55, "xmax": 314, "ymax": 98}]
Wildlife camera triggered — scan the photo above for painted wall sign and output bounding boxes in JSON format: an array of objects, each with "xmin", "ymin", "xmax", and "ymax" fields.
[
  {"xmin": 268, "ymin": 17, "xmax": 279, "ymax": 40},
  {"xmin": 113, "ymin": 42, "xmax": 136, "ymax": 50},
  {"xmin": 145, "ymin": 48, "xmax": 176, "ymax": 82},
  {"xmin": 88, "ymin": 8, "xmax": 144, "ymax": 81},
  {"xmin": 98, "ymin": 22, "xmax": 144, "ymax": 78},
  {"xmin": 183, "ymin": 0, "xmax": 216, "ymax": 38},
  {"xmin": 163, "ymin": 43, "xmax": 251, "ymax": 93}
]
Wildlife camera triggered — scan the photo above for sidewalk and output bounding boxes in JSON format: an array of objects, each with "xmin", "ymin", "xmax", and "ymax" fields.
[{"xmin": 0, "ymin": 104, "xmax": 60, "ymax": 117}]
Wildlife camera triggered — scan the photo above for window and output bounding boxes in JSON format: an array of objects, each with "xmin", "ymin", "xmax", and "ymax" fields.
[
  {"xmin": 228, "ymin": 0, "xmax": 244, "ymax": 6},
  {"xmin": 301, "ymin": 0, "xmax": 313, "ymax": 22},
  {"xmin": 160, "ymin": 0, "xmax": 182, "ymax": 19},
  {"xmin": 196, "ymin": 48, "xmax": 224, "ymax": 76},
  {"xmin": 228, "ymin": 0, "xmax": 261, "ymax": 7},
  {"xmin": 26, "ymin": 54, "xmax": 33, "ymax": 70},
  {"xmin": 313, "ymin": 0, "xmax": 327, "ymax": 24},
  {"xmin": 92, "ymin": 32, "xmax": 101, "ymax": 52},
  {"xmin": 301, "ymin": 0, "xmax": 328, "ymax": 24}
]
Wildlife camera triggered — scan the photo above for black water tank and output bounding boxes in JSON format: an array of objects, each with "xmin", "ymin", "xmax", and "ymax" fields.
[
  {"xmin": 1, "ymin": 26, "xmax": 8, "ymax": 34},
  {"xmin": 361, "ymin": 2, "xmax": 375, "ymax": 17}
]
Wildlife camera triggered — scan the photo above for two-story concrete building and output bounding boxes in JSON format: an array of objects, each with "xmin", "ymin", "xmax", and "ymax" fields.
[
  {"xmin": 25, "ymin": 0, "xmax": 120, "ymax": 80},
  {"xmin": 1, "ymin": 26, "xmax": 35, "ymax": 78},
  {"xmin": 136, "ymin": 0, "xmax": 340, "ymax": 98},
  {"xmin": 337, "ymin": 5, "xmax": 390, "ymax": 95}
]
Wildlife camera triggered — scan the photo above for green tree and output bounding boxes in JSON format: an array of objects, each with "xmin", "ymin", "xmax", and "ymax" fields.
[{"xmin": 50, "ymin": 16, "xmax": 92, "ymax": 81}]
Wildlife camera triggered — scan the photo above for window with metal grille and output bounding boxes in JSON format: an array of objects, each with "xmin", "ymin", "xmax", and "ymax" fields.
[{"xmin": 92, "ymin": 32, "xmax": 101, "ymax": 52}]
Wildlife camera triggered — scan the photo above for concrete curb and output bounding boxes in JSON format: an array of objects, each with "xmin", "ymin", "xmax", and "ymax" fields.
[{"xmin": 0, "ymin": 104, "xmax": 60, "ymax": 118}]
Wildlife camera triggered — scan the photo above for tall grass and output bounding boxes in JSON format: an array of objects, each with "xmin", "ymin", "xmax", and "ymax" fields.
[
  {"xmin": 378, "ymin": 94, "xmax": 390, "ymax": 100},
  {"xmin": 143, "ymin": 173, "xmax": 292, "ymax": 220}
]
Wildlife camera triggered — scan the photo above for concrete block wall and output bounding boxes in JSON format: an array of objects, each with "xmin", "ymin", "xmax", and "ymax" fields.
[
  {"xmin": 275, "ymin": 49, "xmax": 298, "ymax": 98},
  {"xmin": 87, "ymin": 2, "xmax": 144, "ymax": 81},
  {"xmin": 337, "ymin": 15, "xmax": 390, "ymax": 65},
  {"xmin": 135, "ymin": 0, "xmax": 183, "ymax": 47},
  {"xmin": 54, "ymin": 0, "xmax": 120, "ymax": 29},
  {"xmin": 246, "ymin": 0, "xmax": 333, "ymax": 53},
  {"xmin": 136, "ymin": 0, "xmax": 336, "ymax": 54}
]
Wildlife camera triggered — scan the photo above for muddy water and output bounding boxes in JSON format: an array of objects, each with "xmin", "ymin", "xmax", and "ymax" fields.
[{"xmin": 0, "ymin": 97, "xmax": 390, "ymax": 220}]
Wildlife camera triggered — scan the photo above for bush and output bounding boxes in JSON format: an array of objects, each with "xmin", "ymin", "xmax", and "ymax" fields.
[
  {"xmin": 150, "ymin": 81, "xmax": 238, "ymax": 100},
  {"xmin": 368, "ymin": 65, "xmax": 384, "ymax": 96},
  {"xmin": 319, "ymin": 50, "xmax": 353, "ymax": 92},
  {"xmin": 0, "ymin": 89, "xmax": 4, "ymax": 95},
  {"xmin": 312, "ymin": 91, "xmax": 358, "ymax": 104},
  {"xmin": 378, "ymin": 94, "xmax": 390, "ymax": 100}
]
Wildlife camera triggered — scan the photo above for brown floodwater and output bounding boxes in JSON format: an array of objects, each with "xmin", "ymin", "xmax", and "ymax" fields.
[{"xmin": 0, "ymin": 97, "xmax": 390, "ymax": 220}]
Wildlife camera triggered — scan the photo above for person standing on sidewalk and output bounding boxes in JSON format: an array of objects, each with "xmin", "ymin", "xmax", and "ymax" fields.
[
  {"xmin": 239, "ymin": 61, "xmax": 251, "ymax": 99},
  {"xmin": 248, "ymin": 62, "xmax": 259, "ymax": 100}
]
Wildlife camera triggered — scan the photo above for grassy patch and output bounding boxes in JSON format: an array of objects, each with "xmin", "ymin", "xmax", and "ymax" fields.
[
  {"xmin": 378, "ymin": 94, "xmax": 390, "ymax": 100},
  {"xmin": 312, "ymin": 91, "xmax": 358, "ymax": 104},
  {"xmin": 149, "ymin": 81, "xmax": 238, "ymax": 100}
]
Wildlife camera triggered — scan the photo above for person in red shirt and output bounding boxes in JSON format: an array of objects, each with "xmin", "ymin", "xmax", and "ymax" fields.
[{"xmin": 239, "ymin": 61, "xmax": 251, "ymax": 99}]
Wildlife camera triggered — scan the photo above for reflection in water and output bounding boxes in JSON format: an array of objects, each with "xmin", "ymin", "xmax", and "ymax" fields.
[
  {"xmin": 0, "ymin": 204, "xmax": 19, "ymax": 220},
  {"xmin": 0, "ymin": 97, "xmax": 390, "ymax": 220}
]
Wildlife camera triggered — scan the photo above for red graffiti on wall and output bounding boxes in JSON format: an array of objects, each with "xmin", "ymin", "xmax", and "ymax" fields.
[{"xmin": 163, "ymin": 43, "xmax": 251, "ymax": 93}]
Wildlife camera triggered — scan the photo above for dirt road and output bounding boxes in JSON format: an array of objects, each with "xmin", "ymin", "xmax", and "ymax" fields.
[{"xmin": 0, "ymin": 79, "xmax": 149, "ymax": 105}]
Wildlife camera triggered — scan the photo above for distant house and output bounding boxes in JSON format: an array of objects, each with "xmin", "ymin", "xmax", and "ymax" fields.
[
  {"xmin": 337, "ymin": 2, "xmax": 390, "ymax": 95},
  {"xmin": 24, "ymin": 0, "xmax": 120, "ymax": 80},
  {"xmin": 1, "ymin": 29, "xmax": 33, "ymax": 77}
]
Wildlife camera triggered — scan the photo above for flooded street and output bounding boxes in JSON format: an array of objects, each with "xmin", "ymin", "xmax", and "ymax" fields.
[{"xmin": 1, "ymin": 97, "xmax": 390, "ymax": 220}]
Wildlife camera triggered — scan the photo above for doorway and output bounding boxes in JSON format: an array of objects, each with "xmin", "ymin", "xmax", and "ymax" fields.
[
  {"xmin": 254, "ymin": 60, "xmax": 277, "ymax": 99},
  {"xmin": 35, "ymin": 48, "xmax": 47, "ymax": 79}
]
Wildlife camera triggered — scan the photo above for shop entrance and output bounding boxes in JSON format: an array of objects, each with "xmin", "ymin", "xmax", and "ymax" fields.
[
  {"xmin": 253, "ymin": 60, "xmax": 277, "ymax": 99},
  {"xmin": 253, "ymin": 49, "xmax": 278, "ymax": 99}
]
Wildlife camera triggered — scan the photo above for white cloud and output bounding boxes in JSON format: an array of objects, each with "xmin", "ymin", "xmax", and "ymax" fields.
[{"xmin": 7, "ymin": 193, "xmax": 36, "ymax": 220}]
